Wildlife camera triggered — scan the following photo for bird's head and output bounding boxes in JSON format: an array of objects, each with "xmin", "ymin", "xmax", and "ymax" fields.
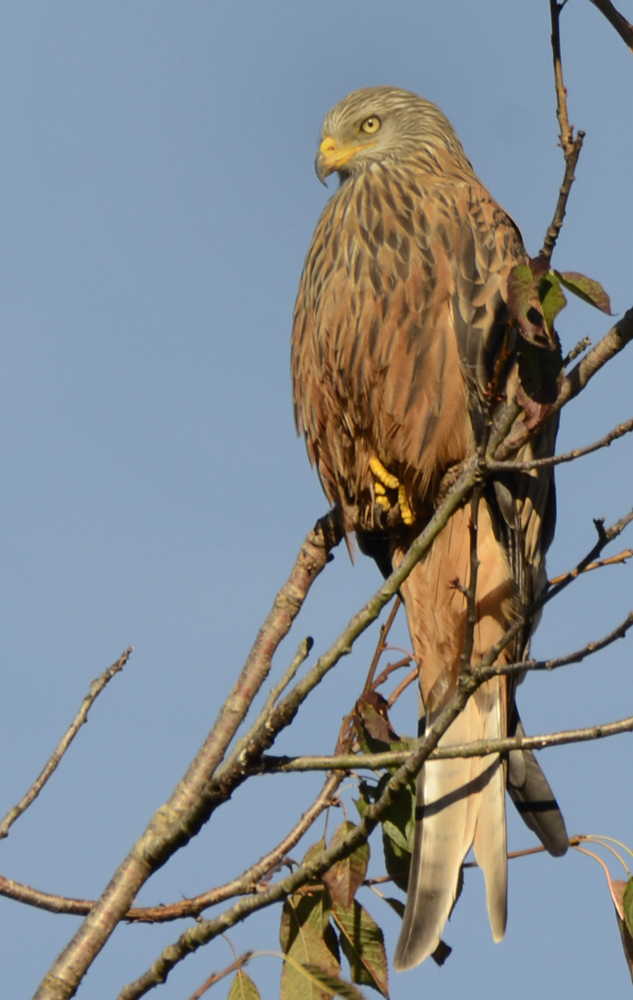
[{"xmin": 315, "ymin": 85, "xmax": 471, "ymax": 184}]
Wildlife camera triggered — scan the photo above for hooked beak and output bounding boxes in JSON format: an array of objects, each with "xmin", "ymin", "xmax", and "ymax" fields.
[{"xmin": 315, "ymin": 135, "xmax": 374, "ymax": 185}]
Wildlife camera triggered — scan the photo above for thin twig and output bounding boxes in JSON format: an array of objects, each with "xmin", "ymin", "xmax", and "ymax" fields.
[
  {"xmin": 465, "ymin": 510, "xmax": 633, "ymax": 686},
  {"xmin": 230, "ymin": 636, "xmax": 314, "ymax": 760},
  {"xmin": 0, "ymin": 648, "xmax": 133, "ymax": 840},
  {"xmin": 363, "ymin": 598, "xmax": 402, "ymax": 693},
  {"xmin": 118, "ymin": 672, "xmax": 484, "ymax": 1000},
  {"xmin": 563, "ymin": 335, "xmax": 592, "ymax": 366},
  {"xmin": 548, "ymin": 549, "xmax": 633, "ymax": 586},
  {"xmin": 588, "ymin": 0, "xmax": 633, "ymax": 54},
  {"xmin": 373, "ymin": 656, "xmax": 413, "ymax": 693},
  {"xmin": 495, "ymin": 308, "xmax": 633, "ymax": 463},
  {"xmin": 386, "ymin": 665, "xmax": 417, "ymax": 707},
  {"xmin": 31, "ymin": 516, "xmax": 340, "ymax": 1000},
  {"xmin": 185, "ymin": 953, "xmax": 253, "ymax": 1000},
  {"xmin": 541, "ymin": 0, "xmax": 585, "ymax": 261},
  {"xmin": 458, "ymin": 487, "xmax": 482, "ymax": 676},
  {"xmin": 0, "ymin": 773, "xmax": 345, "ymax": 924},
  {"xmin": 115, "ymin": 506, "xmax": 633, "ymax": 997},
  {"xmin": 489, "ymin": 417, "xmax": 633, "ymax": 472},
  {"xmin": 259, "ymin": 711, "xmax": 633, "ymax": 772}
]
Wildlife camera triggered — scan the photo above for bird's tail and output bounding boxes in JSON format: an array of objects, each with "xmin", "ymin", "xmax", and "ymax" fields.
[{"xmin": 392, "ymin": 501, "xmax": 513, "ymax": 970}]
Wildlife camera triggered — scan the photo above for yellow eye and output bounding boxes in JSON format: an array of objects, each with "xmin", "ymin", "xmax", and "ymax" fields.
[{"xmin": 360, "ymin": 116, "xmax": 381, "ymax": 135}]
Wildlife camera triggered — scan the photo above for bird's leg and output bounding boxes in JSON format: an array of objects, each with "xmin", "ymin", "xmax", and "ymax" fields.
[{"xmin": 369, "ymin": 457, "xmax": 415, "ymax": 525}]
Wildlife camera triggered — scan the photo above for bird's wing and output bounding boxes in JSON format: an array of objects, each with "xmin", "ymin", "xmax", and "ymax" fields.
[{"xmin": 394, "ymin": 180, "xmax": 565, "ymax": 970}]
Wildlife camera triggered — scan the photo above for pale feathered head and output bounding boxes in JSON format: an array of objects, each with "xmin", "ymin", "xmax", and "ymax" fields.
[{"xmin": 315, "ymin": 85, "xmax": 472, "ymax": 183}]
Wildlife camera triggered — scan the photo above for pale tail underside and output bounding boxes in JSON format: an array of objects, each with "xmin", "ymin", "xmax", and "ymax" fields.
[{"xmin": 393, "ymin": 502, "xmax": 513, "ymax": 971}]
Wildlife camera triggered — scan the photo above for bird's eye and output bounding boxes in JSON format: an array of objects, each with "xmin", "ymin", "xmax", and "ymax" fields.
[{"xmin": 360, "ymin": 116, "xmax": 381, "ymax": 135}]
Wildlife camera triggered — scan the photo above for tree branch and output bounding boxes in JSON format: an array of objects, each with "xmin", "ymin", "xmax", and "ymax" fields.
[
  {"xmin": 489, "ymin": 417, "xmax": 633, "ymax": 472},
  {"xmin": 540, "ymin": 0, "xmax": 585, "ymax": 261},
  {"xmin": 118, "ymin": 674, "xmax": 482, "ymax": 1000},
  {"xmin": 256, "ymin": 712, "xmax": 633, "ymax": 772},
  {"xmin": 31, "ymin": 514, "xmax": 340, "ymax": 1000},
  {"xmin": 0, "ymin": 648, "xmax": 132, "ymax": 841},
  {"xmin": 588, "ymin": 0, "xmax": 633, "ymax": 54},
  {"xmin": 493, "ymin": 307, "xmax": 633, "ymax": 462}
]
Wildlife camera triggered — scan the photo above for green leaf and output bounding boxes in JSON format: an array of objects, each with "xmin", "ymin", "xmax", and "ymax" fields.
[
  {"xmin": 538, "ymin": 271, "xmax": 567, "ymax": 333},
  {"xmin": 280, "ymin": 886, "xmax": 341, "ymax": 1000},
  {"xmin": 323, "ymin": 821, "xmax": 370, "ymax": 909},
  {"xmin": 227, "ymin": 969, "xmax": 261, "ymax": 1000},
  {"xmin": 282, "ymin": 960, "xmax": 367, "ymax": 1000},
  {"xmin": 557, "ymin": 271, "xmax": 612, "ymax": 314},
  {"xmin": 280, "ymin": 891, "xmax": 340, "ymax": 959},
  {"xmin": 332, "ymin": 900, "xmax": 389, "ymax": 998}
]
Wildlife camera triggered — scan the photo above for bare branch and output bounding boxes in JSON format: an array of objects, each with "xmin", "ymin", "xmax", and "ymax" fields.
[
  {"xmin": 495, "ymin": 307, "xmax": 633, "ymax": 461},
  {"xmin": 0, "ymin": 773, "xmax": 345, "ymax": 925},
  {"xmin": 563, "ymin": 335, "xmax": 592, "ymax": 366},
  {"xmin": 31, "ymin": 515, "xmax": 340, "ymax": 1000},
  {"xmin": 541, "ymin": 0, "xmax": 585, "ymax": 261},
  {"xmin": 185, "ymin": 953, "xmax": 253, "ymax": 1000},
  {"xmin": 386, "ymin": 664, "xmax": 417, "ymax": 707},
  {"xmin": 480, "ymin": 608, "xmax": 633, "ymax": 679},
  {"xmin": 118, "ymin": 677, "xmax": 481, "ymax": 1000},
  {"xmin": 256, "ymin": 712, "xmax": 633, "ymax": 771},
  {"xmin": 548, "ymin": 548, "xmax": 633, "ymax": 586},
  {"xmin": 552, "ymin": 309, "xmax": 633, "ymax": 418},
  {"xmin": 363, "ymin": 597, "xmax": 402, "ymax": 693},
  {"xmin": 588, "ymin": 0, "xmax": 633, "ymax": 54},
  {"xmin": 114, "ymin": 498, "xmax": 633, "ymax": 996},
  {"xmin": 489, "ymin": 417, "xmax": 633, "ymax": 472},
  {"xmin": 468, "ymin": 509, "xmax": 633, "ymax": 682},
  {"xmin": 0, "ymin": 648, "xmax": 132, "ymax": 841}
]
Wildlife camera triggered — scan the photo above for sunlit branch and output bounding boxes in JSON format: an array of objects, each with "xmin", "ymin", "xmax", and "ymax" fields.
[
  {"xmin": 256, "ymin": 713, "xmax": 633, "ymax": 773},
  {"xmin": 31, "ymin": 515, "xmax": 340, "ymax": 1000}
]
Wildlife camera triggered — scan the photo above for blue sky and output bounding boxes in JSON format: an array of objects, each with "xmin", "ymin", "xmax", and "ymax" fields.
[{"xmin": 0, "ymin": 3, "xmax": 632, "ymax": 998}]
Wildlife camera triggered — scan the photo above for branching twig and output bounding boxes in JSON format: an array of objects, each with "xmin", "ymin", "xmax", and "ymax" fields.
[
  {"xmin": 548, "ymin": 548, "xmax": 633, "ymax": 586},
  {"xmin": 118, "ymin": 674, "xmax": 483, "ymax": 1000},
  {"xmin": 489, "ymin": 417, "xmax": 633, "ymax": 472},
  {"xmin": 363, "ymin": 597, "xmax": 402, "ymax": 693},
  {"xmin": 386, "ymin": 664, "xmax": 417, "ymax": 707},
  {"xmin": 0, "ymin": 775, "xmax": 346, "ymax": 925},
  {"xmin": 31, "ymin": 515, "xmax": 340, "ymax": 1000},
  {"xmin": 494, "ymin": 308, "xmax": 633, "ymax": 463},
  {"xmin": 0, "ymin": 648, "xmax": 133, "ymax": 841}
]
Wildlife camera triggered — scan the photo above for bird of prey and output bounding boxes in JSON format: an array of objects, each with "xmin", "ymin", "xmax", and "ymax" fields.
[{"xmin": 291, "ymin": 86, "xmax": 568, "ymax": 970}]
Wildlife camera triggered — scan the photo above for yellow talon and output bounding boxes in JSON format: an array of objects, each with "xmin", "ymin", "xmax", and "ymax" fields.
[
  {"xmin": 369, "ymin": 457, "xmax": 400, "ymax": 490},
  {"xmin": 398, "ymin": 484, "xmax": 415, "ymax": 525},
  {"xmin": 369, "ymin": 455, "xmax": 415, "ymax": 524}
]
